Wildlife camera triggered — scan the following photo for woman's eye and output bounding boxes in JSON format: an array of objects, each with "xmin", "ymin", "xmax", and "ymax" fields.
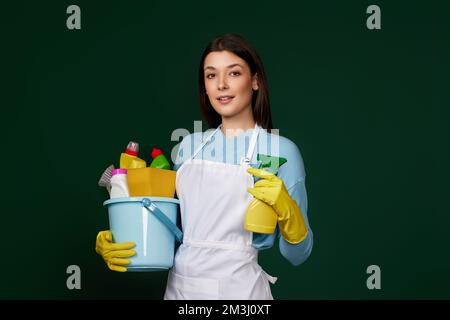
[
  {"xmin": 230, "ymin": 71, "xmax": 241, "ymax": 76},
  {"xmin": 206, "ymin": 74, "xmax": 215, "ymax": 79}
]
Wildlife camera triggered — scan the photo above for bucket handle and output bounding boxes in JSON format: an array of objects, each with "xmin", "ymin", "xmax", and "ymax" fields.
[{"xmin": 142, "ymin": 198, "xmax": 183, "ymax": 243}]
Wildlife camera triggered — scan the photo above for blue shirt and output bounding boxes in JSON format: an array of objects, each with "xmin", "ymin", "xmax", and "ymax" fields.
[{"xmin": 173, "ymin": 126, "xmax": 313, "ymax": 266}]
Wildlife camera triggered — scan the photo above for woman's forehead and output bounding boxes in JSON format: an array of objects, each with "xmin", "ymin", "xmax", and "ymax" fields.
[{"xmin": 204, "ymin": 51, "xmax": 248, "ymax": 69}]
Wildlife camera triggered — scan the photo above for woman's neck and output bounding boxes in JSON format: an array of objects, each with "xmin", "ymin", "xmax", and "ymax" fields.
[{"xmin": 220, "ymin": 107, "xmax": 255, "ymax": 138}]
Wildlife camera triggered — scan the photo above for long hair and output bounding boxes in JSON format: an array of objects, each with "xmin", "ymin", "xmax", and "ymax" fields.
[{"xmin": 198, "ymin": 34, "xmax": 273, "ymax": 131}]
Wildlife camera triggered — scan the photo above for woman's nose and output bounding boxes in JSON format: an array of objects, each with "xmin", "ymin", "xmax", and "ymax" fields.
[{"xmin": 218, "ymin": 75, "xmax": 229, "ymax": 90}]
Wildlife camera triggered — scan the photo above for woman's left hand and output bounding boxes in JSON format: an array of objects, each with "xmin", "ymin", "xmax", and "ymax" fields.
[
  {"xmin": 247, "ymin": 168, "xmax": 308, "ymax": 244},
  {"xmin": 246, "ymin": 168, "xmax": 287, "ymax": 211}
]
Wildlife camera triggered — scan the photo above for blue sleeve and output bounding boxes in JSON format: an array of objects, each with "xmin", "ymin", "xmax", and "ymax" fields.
[
  {"xmin": 278, "ymin": 179, "xmax": 314, "ymax": 266},
  {"xmin": 251, "ymin": 179, "xmax": 314, "ymax": 264},
  {"xmin": 276, "ymin": 137, "xmax": 314, "ymax": 266},
  {"xmin": 173, "ymin": 133, "xmax": 202, "ymax": 171},
  {"xmin": 173, "ymin": 135, "xmax": 189, "ymax": 171}
]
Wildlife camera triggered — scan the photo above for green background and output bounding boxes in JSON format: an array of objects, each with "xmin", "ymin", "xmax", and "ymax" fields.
[{"xmin": 1, "ymin": 0, "xmax": 449, "ymax": 299}]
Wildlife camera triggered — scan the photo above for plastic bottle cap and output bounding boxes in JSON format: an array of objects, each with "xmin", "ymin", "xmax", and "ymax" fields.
[
  {"xmin": 125, "ymin": 141, "xmax": 139, "ymax": 156},
  {"xmin": 111, "ymin": 169, "xmax": 127, "ymax": 176},
  {"xmin": 151, "ymin": 147, "xmax": 163, "ymax": 158}
]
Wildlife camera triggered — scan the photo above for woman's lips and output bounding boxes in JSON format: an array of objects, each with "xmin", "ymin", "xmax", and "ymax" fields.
[{"xmin": 217, "ymin": 96, "xmax": 234, "ymax": 105}]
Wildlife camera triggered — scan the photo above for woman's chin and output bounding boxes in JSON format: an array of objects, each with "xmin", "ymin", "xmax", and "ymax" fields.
[
  {"xmin": 212, "ymin": 104, "xmax": 248, "ymax": 119},
  {"xmin": 213, "ymin": 106, "xmax": 236, "ymax": 117}
]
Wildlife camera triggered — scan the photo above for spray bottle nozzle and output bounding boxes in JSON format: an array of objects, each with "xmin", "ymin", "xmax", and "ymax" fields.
[
  {"xmin": 125, "ymin": 141, "xmax": 139, "ymax": 156},
  {"xmin": 257, "ymin": 154, "xmax": 287, "ymax": 175}
]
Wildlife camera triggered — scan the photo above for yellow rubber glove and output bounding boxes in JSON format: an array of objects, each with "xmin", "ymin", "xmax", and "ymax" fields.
[
  {"xmin": 247, "ymin": 168, "xmax": 308, "ymax": 244},
  {"xmin": 95, "ymin": 230, "xmax": 136, "ymax": 272}
]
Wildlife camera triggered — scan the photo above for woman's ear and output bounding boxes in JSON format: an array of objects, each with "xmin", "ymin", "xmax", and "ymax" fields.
[{"xmin": 252, "ymin": 73, "xmax": 259, "ymax": 91}]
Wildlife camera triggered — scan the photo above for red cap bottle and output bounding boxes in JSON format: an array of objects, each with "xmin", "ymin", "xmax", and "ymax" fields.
[{"xmin": 125, "ymin": 141, "xmax": 139, "ymax": 156}]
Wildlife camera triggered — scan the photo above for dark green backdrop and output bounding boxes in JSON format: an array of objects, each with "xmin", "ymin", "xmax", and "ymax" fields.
[{"xmin": 1, "ymin": 0, "xmax": 449, "ymax": 299}]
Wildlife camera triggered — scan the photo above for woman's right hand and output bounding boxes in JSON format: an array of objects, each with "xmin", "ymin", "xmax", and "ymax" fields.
[{"xmin": 95, "ymin": 230, "xmax": 136, "ymax": 272}]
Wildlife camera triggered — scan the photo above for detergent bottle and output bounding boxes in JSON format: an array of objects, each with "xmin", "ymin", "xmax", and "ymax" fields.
[
  {"xmin": 244, "ymin": 154, "xmax": 287, "ymax": 234},
  {"xmin": 150, "ymin": 147, "xmax": 171, "ymax": 170},
  {"xmin": 120, "ymin": 141, "xmax": 147, "ymax": 169},
  {"xmin": 110, "ymin": 169, "xmax": 129, "ymax": 198}
]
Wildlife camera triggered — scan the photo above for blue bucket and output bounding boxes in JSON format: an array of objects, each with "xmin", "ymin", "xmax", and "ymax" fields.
[{"xmin": 103, "ymin": 196, "xmax": 183, "ymax": 272}]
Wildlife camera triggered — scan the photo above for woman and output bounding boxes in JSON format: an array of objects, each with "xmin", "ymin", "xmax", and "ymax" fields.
[{"xmin": 96, "ymin": 34, "xmax": 313, "ymax": 300}]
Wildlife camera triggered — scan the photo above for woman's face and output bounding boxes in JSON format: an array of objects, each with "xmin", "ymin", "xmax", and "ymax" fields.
[{"xmin": 203, "ymin": 50, "xmax": 258, "ymax": 119}]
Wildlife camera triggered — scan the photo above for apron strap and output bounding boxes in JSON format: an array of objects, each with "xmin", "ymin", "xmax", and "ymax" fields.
[
  {"xmin": 245, "ymin": 124, "xmax": 260, "ymax": 163},
  {"xmin": 183, "ymin": 238, "xmax": 257, "ymax": 253},
  {"xmin": 262, "ymin": 269, "xmax": 278, "ymax": 284},
  {"xmin": 190, "ymin": 126, "xmax": 222, "ymax": 161},
  {"xmin": 190, "ymin": 123, "xmax": 260, "ymax": 163}
]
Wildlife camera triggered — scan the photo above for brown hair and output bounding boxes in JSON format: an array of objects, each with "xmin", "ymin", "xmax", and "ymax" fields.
[{"xmin": 198, "ymin": 34, "xmax": 273, "ymax": 131}]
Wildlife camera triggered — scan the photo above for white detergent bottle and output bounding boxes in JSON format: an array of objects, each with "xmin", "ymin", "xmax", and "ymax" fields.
[{"xmin": 110, "ymin": 169, "xmax": 129, "ymax": 198}]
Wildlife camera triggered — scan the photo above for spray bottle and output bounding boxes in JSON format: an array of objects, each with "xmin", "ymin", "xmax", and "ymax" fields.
[
  {"xmin": 120, "ymin": 141, "xmax": 147, "ymax": 169},
  {"xmin": 245, "ymin": 154, "xmax": 287, "ymax": 234}
]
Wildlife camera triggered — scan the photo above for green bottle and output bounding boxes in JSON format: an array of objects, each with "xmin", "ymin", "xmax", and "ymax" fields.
[{"xmin": 150, "ymin": 147, "xmax": 171, "ymax": 170}]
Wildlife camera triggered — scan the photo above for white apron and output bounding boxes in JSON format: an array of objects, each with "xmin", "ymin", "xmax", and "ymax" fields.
[{"xmin": 164, "ymin": 124, "xmax": 277, "ymax": 300}]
